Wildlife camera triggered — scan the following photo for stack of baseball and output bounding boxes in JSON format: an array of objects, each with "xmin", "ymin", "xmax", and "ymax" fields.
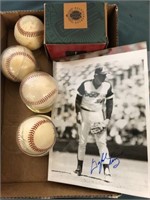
[{"xmin": 0, "ymin": 15, "xmax": 58, "ymax": 157}]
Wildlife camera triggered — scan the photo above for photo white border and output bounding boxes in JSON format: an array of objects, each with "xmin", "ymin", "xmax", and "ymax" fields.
[{"xmin": 49, "ymin": 48, "xmax": 150, "ymax": 198}]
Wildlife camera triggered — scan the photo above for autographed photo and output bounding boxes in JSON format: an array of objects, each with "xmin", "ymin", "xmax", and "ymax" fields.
[{"xmin": 48, "ymin": 46, "xmax": 150, "ymax": 198}]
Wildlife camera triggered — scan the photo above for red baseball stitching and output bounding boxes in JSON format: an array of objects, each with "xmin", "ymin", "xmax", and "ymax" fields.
[
  {"xmin": 28, "ymin": 119, "xmax": 52, "ymax": 152},
  {"xmin": 23, "ymin": 89, "xmax": 57, "ymax": 106},
  {"xmin": 5, "ymin": 51, "xmax": 36, "ymax": 81},
  {"xmin": 20, "ymin": 72, "xmax": 58, "ymax": 106},
  {"xmin": 17, "ymin": 119, "xmax": 54, "ymax": 154},
  {"xmin": 17, "ymin": 19, "xmax": 44, "ymax": 37}
]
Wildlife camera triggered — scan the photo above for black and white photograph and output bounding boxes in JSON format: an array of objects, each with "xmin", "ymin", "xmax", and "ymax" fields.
[{"xmin": 48, "ymin": 43, "xmax": 150, "ymax": 198}]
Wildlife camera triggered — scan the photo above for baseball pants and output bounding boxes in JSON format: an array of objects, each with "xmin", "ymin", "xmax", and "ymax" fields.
[{"xmin": 78, "ymin": 109, "xmax": 110, "ymax": 164}]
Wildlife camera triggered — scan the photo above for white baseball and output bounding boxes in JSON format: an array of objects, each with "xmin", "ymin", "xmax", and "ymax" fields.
[
  {"xmin": 1, "ymin": 45, "xmax": 37, "ymax": 82},
  {"xmin": 16, "ymin": 115, "xmax": 56, "ymax": 156},
  {"xmin": 14, "ymin": 15, "xmax": 44, "ymax": 50},
  {"xmin": 20, "ymin": 72, "xmax": 58, "ymax": 113}
]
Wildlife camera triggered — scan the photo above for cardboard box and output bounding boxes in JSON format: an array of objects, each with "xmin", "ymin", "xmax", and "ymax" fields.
[
  {"xmin": 44, "ymin": 2, "xmax": 118, "ymax": 60},
  {"xmin": 0, "ymin": 9, "xmax": 119, "ymax": 198}
]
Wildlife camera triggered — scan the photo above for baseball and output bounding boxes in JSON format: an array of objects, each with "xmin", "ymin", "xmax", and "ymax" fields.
[
  {"xmin": 16, "ymin": 115, "xmax": 56, "ymax": 156},
  {"xmin": 20, "ymin": 72, "xmax": 58, "ymax": 113},
  {"xmin": 1, "ymin": 45, "xmax": 37, "ymax": 82},
  {"xmin": 14, "ymin": 15, "xmax": 44, "ymax": 50}
]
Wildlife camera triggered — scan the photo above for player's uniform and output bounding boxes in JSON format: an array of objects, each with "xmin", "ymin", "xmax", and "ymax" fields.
[{"xmin": 77, "ymin": 79, "xmax": 113, "ymax": 164}]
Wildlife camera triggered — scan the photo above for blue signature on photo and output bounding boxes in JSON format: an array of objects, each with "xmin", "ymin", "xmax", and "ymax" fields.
[{"xmin": 90, "ymin": 153, "xmax": 120, "ymax": 175}]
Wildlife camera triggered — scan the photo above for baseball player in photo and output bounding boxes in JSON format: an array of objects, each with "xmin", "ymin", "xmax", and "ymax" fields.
[{"xmin": 74, "ymin": 65, "xmax": 114, "ymax": 182}]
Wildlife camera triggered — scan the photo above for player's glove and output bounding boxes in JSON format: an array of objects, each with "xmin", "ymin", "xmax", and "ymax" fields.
[
  {"xmin": 90, "ymin": 119, "xmax": 109, "ymax": 134},
  {"xmin": 90, "ymin": 122, "xmax": 105, "ymax": 134}
]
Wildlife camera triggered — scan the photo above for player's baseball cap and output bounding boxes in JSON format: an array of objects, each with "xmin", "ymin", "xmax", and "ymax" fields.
[{"xmin": 95, "ymin": 64, "xmax": 107, "ymax": 75}]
